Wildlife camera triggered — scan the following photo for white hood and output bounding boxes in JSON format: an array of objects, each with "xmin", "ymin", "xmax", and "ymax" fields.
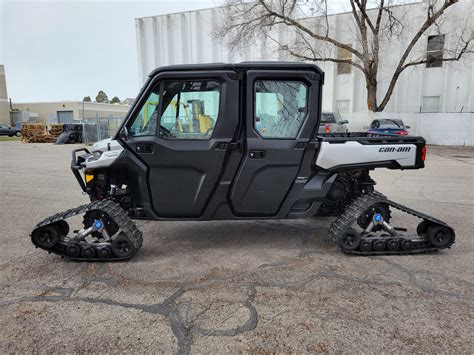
[{"xmin": 85, "ymin": 138, "xmax": 124, "ymax": 169}]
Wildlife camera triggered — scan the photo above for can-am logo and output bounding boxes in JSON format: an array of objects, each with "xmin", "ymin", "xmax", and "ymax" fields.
[{"xmin": 379, "ymin": 147, "xmax": 411, "ymax": 153}]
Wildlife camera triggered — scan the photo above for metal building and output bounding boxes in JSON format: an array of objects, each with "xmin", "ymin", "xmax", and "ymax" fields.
[
  {"xmin": 135, "ymin": 1, "xmax": 474, "ymax": 146},
  {"xmin": 11, "ymin": 101, "xmax": 131, "ymax": 125},
  {"xmin": 0, "ymin": 65, "xmax": 9, "ymax": 125}
]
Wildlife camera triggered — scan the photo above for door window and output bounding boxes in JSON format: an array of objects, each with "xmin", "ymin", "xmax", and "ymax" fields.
[
  {"xmin": 254, "ymin": 80, "xmax": 308, "ymax": 138},
  {"xmin": 160, "ymin": 80, "xmax": 221, "ymax": 140}
]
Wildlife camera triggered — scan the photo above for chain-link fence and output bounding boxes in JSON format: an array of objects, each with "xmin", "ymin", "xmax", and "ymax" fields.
[{"xmin": 82, "ymin": 115, "xmax": 124, "ymax": 145}]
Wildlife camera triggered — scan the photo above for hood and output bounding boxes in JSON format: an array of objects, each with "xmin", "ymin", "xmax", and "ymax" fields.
[{"xmin": 91, "ymin": 138, "xmax": 122, "ymax": 152}]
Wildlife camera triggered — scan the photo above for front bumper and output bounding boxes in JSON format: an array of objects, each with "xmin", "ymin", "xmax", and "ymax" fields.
[{"xmin": 71, "ymin": 148, "xmax": 91, "ymax": 192}]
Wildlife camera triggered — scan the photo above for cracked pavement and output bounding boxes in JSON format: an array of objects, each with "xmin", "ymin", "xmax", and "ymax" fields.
[{"xmin": 0, "ymin": 142, "xmax": 473, "ymax": 353}]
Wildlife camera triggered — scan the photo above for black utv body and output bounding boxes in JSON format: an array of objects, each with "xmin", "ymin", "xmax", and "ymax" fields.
[{"xmin": 31, "ymin": 62, "xmax": 455, "ymax": 261}]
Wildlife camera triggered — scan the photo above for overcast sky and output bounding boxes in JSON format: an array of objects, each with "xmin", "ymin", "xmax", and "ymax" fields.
[{"xmin": 1, "ymin": 0, "xmax": 217, "ymax": 102}]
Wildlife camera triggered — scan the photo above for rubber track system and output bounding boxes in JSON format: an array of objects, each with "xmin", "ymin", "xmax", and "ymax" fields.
[
  {"xmin": 329, "ymin": 191, "xmax": 455, "ymax": 255},
  {"xmin": 31, "ymin": 200, "xmax": 143, "ymax": 261}
]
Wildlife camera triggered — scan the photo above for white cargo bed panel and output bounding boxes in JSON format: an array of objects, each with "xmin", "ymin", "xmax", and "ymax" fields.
[{"xmin": 316, "ymin": 141, "xmax": 417, "ymax": 170}]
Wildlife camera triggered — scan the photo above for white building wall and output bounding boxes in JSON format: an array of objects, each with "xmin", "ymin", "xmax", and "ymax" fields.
[
  {"xmin": 0, "ymin": 65, "xmax": 10, "ymax": 125},
  {"xmin": 136, "ymin": 1, "xmax": 474, "ymax": 146}
]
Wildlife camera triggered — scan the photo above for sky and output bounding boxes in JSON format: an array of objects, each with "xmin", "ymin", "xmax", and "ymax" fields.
[{"xmin": 0, "ymin": 0, "xmax": 217, "ymax": 102}]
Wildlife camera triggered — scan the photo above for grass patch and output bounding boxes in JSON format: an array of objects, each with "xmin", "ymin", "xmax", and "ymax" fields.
[{"xmin": 0, "ymin": 136, "xmax": 21, "ymax": 142}]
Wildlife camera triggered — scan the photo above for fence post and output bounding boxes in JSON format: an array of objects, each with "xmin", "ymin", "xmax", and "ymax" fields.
[{"xmin": 96, "ymin": 113, "xmax": 100, "ymax": 142}]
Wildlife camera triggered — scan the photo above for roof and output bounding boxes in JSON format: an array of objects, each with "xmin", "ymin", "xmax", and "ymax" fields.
[{"xmin": 148, "ymin": 61, "xmax": 324, "ymax": 78}]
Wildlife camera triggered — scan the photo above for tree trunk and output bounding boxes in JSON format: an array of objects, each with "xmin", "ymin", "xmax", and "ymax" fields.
[{"xmin": 366, "ymin": 80, "xmax": 378, "ymax": 112}]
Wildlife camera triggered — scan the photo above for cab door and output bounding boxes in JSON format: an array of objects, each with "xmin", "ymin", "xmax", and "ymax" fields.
[
  {"xmin": 229, "ymin": 70, "xmax": 321, "ymax": 216},
  {"xmin": 122, "ymin": 71, "xmax": 240, "ymax": 217}
]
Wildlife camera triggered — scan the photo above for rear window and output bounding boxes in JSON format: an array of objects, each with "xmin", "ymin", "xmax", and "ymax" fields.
[
  {"xmin": 320, "ymin": 113, "xmax": 336, "ymax": 123},
  {"xmin": 371, "ymin": 119, "xmax": 404, "ymax": 129},
  {"xmin": 321, "ymin": 112, "xmax": 345, "ymax": 124}
]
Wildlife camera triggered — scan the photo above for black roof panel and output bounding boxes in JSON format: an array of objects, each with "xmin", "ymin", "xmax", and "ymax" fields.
[{"xmin": 149, "ymin": 61, "xmax": 324, "ymax": 77}]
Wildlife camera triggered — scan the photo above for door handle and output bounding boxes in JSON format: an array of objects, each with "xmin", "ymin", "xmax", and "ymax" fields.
[
  {"xmin": 215, "ymin": 142, "xmax": 242, "ymax": 151},
  {"xmin": 249, "ymin": 151, "xmax": 265, "ymax": 159}
]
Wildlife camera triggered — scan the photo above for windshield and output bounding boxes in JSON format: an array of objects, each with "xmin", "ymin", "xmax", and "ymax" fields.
[
  {"xmin": 127, "ymin": 80, "xmax": 221, "ymax": 139},
  {"xmin": 129, "ymin": 91, "xmax": 159, "ymax": 137}
]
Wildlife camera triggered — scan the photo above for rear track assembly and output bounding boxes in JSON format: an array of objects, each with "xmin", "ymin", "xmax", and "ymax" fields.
[
  {"xmin": 329, "ymin": 191, "xmax": 455, "ymax": 255},
  {"xmin": 31, "ymin": 200, "xmax": 143, "ymax": 261}
]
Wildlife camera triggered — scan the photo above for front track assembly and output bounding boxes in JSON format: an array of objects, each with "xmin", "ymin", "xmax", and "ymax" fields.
[
  {"xmin": 31, "ymin": 200, "xmax": 143, "ymax": 261},
  {"xmin": 329, "ymin": 191, "xmax": 455, "ymax": 255}
]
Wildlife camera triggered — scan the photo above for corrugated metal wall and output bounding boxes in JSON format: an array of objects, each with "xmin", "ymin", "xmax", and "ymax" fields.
[
  {"xmin": 135, "ymin": 3, "xmax": 474, "ymax": 145},
  {"xmin": 135, "ymin": 7, "xmax": 286, "ymax": 84}
]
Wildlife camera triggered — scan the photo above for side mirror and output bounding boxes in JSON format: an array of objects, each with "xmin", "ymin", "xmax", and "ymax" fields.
[
  {"xmin": 341, "ymin": 120, "xmax": 349, "ymax": 124},
  {"xmin": 406, "ymin": 125, "xmax": 411, "ymax": 129}
]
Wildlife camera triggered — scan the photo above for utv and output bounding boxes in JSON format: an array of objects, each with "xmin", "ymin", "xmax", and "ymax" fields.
[{"xmin": 31, "ymin": 62, "xmax": 455, "ymax": 261}]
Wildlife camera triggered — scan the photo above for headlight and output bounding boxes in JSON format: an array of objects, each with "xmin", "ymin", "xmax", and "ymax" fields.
[{"xmin": 92, "ymin": 150, "xmax": 103, "ymax": 160}]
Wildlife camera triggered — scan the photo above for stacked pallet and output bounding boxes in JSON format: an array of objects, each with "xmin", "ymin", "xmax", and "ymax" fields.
[
  {"xmin": 21, "ymin": 123, "xmax": 54, "ymax": 143},
  {"xmin": 49, "ymin": 124, "xmax": 64, "ymax": 140}
]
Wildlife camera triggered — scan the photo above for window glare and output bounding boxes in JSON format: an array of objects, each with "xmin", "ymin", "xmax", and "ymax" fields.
[{"xmin": 254, "ymin": 80, "xmax": 308, "ymax": 139}]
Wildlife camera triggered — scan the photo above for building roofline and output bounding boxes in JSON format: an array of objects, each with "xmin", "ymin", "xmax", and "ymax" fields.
[
  {"xmin": 135, "ymin": 1, "xmax": 423, "ymax": 21},
  {"xmin": 135, "ymin": 4, "xmax": 228, "ymax": 21},
  {"xmin": 13, "ymin": 101, "xmax": 130, "ymax": 106}
]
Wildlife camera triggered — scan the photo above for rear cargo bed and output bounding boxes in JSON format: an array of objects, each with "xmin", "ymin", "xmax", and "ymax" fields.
[{"xmin": 315, "ymin": 132, "xmax": 426, "ymax": 171}]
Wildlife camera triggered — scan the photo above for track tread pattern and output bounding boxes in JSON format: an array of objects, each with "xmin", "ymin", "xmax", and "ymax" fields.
[
  {"xmin": 31, "ymin": 200, "xmax": 142, "ymax": 261},
  {"xmin": 329, "ymin": 190, "xmax": 455, "ymax": 255}
]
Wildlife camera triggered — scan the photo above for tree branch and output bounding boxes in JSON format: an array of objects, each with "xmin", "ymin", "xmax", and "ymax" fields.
[
  {"xmin": 287, "ymin": 49, "xmax": 366, "ymax": 73},
  {"xmin": 377, "ymin": 0, "xmax": 459, "ymax": 111},
  {"xmin": 258, "ymin": 0, "xmax": 365, "ymax": 60},
  {"xmin": 353, "ymin": 0, "xmax": 376, "ymax": 33}
]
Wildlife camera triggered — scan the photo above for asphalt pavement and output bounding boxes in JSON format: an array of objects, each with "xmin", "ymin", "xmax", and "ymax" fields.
[{"xmin": 0, "ymin": 141, "xmax": 473, "ymax": 353}]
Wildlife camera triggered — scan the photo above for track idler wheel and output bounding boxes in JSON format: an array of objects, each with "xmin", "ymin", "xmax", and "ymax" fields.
[
  {"xmin": 373, "ymin": 239, "xmax": 386, "ymax": 252},
  {"xmin": 98, "ymin": 246, "xmax": 112, "ymax": 259},
  {"xmin": 339, "ymin": 229, "xmax": 361, "ymax": 251},
  {"xmin": 111, "ymin": 234, "xmax": 136, "ymax": 259},
  {"xmin": 32, "ymin": 226, "xmax": 60, "ymax": 249},
  {"xmin": 82, "ymin": 245, "xmax": 96, "ymax": 259},
  {"xmin": 416, "ymin": 220, "xmax": 432, "ymax": 236},
  {"xmin": 386, "ymin": 238, "xmax": 400, "ymax": 251},
  {"xmin": 427, "ymin": 226, "xmax": 455, "ymax": 248},
  {"xmin": 359, "ymin": 240, "xmax": 372, "ymax": 252},
  {"xmin": 66, "ymin": 243, "xmax": 81, "ymax": 258},
  {"xmin": 401, "ymin": 239, "xmax": 414, "ymax": 251}
]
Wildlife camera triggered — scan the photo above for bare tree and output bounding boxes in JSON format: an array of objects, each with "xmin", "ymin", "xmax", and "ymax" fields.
[{"xmin": 215, "ymin": 0, "xmax": 473, "ymax": 112}]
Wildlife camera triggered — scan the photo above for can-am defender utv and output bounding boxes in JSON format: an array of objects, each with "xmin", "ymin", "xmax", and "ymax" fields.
[{"xmin": 31, "ymin": 62, "xmax": 455, "ymax": 261}]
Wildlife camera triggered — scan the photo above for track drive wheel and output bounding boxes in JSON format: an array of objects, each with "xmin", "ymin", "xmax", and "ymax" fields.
[{"xmin": 427, "ymin": 226, "xmax": 455, "ymax": 248}]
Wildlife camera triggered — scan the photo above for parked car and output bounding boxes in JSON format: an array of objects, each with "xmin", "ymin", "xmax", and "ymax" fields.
[
  {"xmin": 319, "ymin": 112, "xmax": 349, "ymax": 133},
  {"xmin": 367, "ymin": 119, "xmax": 410, "ymax": 135},
  {"xmin": 0, "ymin": 124, "xmax": 21, "ymax": 137}
]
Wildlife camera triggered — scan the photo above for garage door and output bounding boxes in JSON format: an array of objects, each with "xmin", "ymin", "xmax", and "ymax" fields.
[{"xmin": 57, "ymin": 111, "xmax": 74, "ymax": 123}]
